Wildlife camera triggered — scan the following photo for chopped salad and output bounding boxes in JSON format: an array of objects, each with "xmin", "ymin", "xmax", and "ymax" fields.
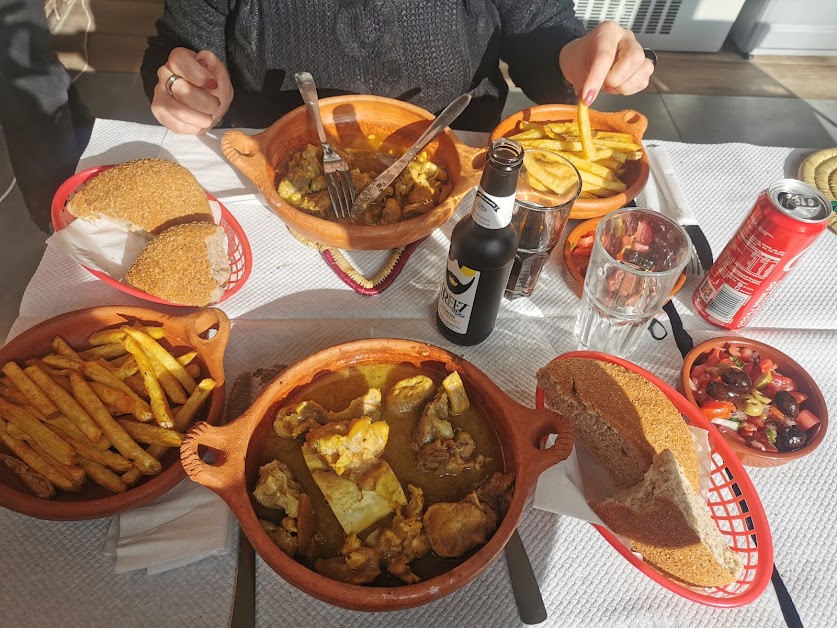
[{"xmin": 689, "ymin": 343, "xmax": 821, "ymax": 453}]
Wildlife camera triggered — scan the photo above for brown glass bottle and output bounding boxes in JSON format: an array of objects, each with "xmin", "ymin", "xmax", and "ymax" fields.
[{"xmin": 436, "ymin": 138, "xmax": 523, "ymax": 345}]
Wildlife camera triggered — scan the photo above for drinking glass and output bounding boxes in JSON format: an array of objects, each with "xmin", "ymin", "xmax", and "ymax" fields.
[
  {"xmin": 575, "ymin": 208, "xmax": 691, "ymax": 358},
  {"xmin": 505, "ymin": 149, "xmax": 581, "ymax": 300}
]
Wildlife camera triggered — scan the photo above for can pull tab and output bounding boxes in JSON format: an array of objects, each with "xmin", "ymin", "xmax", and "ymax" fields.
[{"xmin": 777, "ymin": 191, "xmax": 819, "ymax": 210}]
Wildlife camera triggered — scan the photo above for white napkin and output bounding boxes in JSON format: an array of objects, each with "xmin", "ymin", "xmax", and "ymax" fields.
[
  {"xmin": 103, "ymin": 477, "xmax": 234, "ymax": 575},
  {"xmin": 642, "ymin": 144, "xmax": 699, "ymax": 226}
]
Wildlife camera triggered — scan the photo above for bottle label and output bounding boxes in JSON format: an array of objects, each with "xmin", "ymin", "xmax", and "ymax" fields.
[
  {"xmin": 437, "ymin": 258, "xmax": 481, "ymax": 334},
  {"xmin": 471, "ymin": 189, "xmax": 515, "ymax": 229}
]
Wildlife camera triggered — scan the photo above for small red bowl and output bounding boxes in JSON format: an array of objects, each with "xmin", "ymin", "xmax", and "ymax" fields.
[
  {"xmin": 537, "ymin": 350, "xmax": 773, "ymax": 607},
  {"xmin": 681, "ymin": 337, "xmax": 828, "ymax": 468},
  {"xmin": 51, "ymin": 166, "xmax": 253, "ymax": 307}
]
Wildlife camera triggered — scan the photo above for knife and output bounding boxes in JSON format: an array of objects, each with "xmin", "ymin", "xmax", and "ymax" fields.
[
  {"xmin": 227, "ymin": 373, "xmax": 256, "ymax": 628},
  {"xmin": 646, "ymin": 144, "xmax": 714, "ymax": 271},
  {"xmin": 349, "ymin": 93, "xmax": 472, "ymax": 218},
  {"xmin": 506, "ymin": 529, "xmax": 548, "ymax": 625}
]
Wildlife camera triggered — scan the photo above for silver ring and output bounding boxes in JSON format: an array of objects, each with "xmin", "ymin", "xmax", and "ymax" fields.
[
  {"xmin": 643, "ymin": 48, "xmax": 658, "ymax": 67},
  {"xmin": 165, "ymin": 73, "xmax": 181, "ymax": 97}
]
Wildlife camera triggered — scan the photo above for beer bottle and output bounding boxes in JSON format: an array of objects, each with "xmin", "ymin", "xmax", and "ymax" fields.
[{"xmin": 436, "ymin": 138, "xmax": 523, "ymax": 345}]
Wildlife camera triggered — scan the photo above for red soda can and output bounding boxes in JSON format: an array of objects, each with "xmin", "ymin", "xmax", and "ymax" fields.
[{"xmin": 694, "ymin": 179, "xmax": 830, "ymax": 329}]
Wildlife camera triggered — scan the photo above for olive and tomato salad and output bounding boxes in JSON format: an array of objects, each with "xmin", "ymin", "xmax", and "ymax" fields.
[{"xmin": 689, "ymin": 343, "xmax": 821, "ymax": 453}]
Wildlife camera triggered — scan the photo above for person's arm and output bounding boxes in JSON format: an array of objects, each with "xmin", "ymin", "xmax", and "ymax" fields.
[{"xmin": 496, "ymin": 0, "xmax": 587, "ymax": 104}]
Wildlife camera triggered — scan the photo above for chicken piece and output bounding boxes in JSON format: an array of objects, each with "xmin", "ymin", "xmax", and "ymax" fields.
[
  {"xmin": 441, "ymin": 371, "xmax": 470, "ymax": 415},
  {"xmin": 416, "ymin": 431, "xmax": 486, "ymax": 475},
  {"xmin": 423, "ymin": 492, "xmax": 496, "ymax": 558},
  {"xmin": 380, "ymin": 198, "xmax": 402, "ymax": 225},
  {"xmin": 412, "ymin": 389, "xmax": 453, "ymax": 448},
  {"xmin": 274, "ymin": 389, "xmax": 381, "ymax": 440},
  {"xmin": 365, "ymin": 484, "xmax": 430, "ymax": 584},
  {"xmin": 306, "ymin": 416, "xmax": 389, "ymax": 477},
  {"xmin": 315, "ymin": 534, "xmax": 382, "ymax": 585},
  {"xmin": 259, "ymin": 517, "xmax": 298, "ymax": 557},
  {"xmin": 476, "ymin": 472, "xmax": 516, "ymax": 517},
  {"xmin": 253, "ymin": 460, "xmax": 302, "ymax": 517},
  {"xmin": 386, "ymin": 375, "xmax": 436, "ymax": 413}
]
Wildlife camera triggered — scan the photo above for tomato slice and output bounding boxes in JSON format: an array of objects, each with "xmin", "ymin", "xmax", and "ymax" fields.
[
  {"xmin": 790, "ymin": 391, "xmax": 808, "ymax": 404},
  {"xmin": 700, "ymin": 400, "xmax": 735, "ymax": 419},
  {"xmin": 705, "ymin": 348, "xmax": 723, "ymax": 368},
  {"xmin": 715, "ymin": 424, "xmax": 746, "ymax": 444},
  {"xmin": 796, "ymin": 409, "xmax": 820, "ymax": 432},
  {"xmin": 636, "ymin": 219, "xmax": 654, "ymax": 245},
  {"xmin": 766, "ymin": 374, "xmax": 797, "ymax": 397}
]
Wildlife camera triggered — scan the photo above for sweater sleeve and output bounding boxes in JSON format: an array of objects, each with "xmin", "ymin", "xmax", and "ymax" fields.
[
  {"xmin": 140, "ymin": 0, "xmax": 231, "ymax": 102},
  {"xmin": 494, "ymin": 0, "xmax": 587, "ymax": 103}
]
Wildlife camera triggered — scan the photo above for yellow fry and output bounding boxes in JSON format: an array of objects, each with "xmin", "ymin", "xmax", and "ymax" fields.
[
  {"xmin": 27, "ymin": 439, "xmax": 86, "ymax": 488},
  {"xmin": 87, "ymin": 381, "xmax": 135, "ymax": 416},
  {"xmin": 0, "ymin": 452, "xmax": 56, "ymax": 498},
  {"xmin": 40, "ymin": 354, "xmax": 81, "ymax": 370},
  {"xmin": 1, "ymin": 362, "xmax": 59, "ymax": 418},
  {"xmin": 121, "ymin": 443, "xmax": 168, "ymax": 486},
  {"xmin": 526, "ymin": 173, "xmax": 550, "ymax": 192},
  {"xmin": 593, "ymin": 130, "xmax": 635, "ymax": 142},
  {"xmin": 77, "ymin": 457, "xmax": 127, "ymax": 494},
  {"xmin": 123, "ymin": 338, "xmax": 175, "ymax": 428},
  {"xmin": 520, "ymin": 138, "xmax": 583, "ymax": 152},
  {"xmin": 0, "ymin": 418, "xmax": 77, "ymax": 492},
  {"xmin": 576, "ymin": 101, "xmax": 596, "ymax": 160},
  {"xmin": 185, "ymin": 364, "xmax": 201, "ymax": 379},
  {"xmin": 173, "ymin": 378, "xmax": 216, "ymax": 431},
  {"xmin": 579, "ymin": 169, "xmax": 627, "ymax": 193},
  {"xmin": 176, "ymin": 351, "xmax": 198, "ymax": 367},
  {"xmin": 78, "ymin": 344, "xmax": 128, "ymax": 361},
  {"xmin": 70, "ymin": 371, "xmax": 162, "ymax": 476},
  {"xmin": 0, "ymin": 385, "xmax": 39, "ymax": 410},
  {"xmin": 593, "ymin": 138, "xmax": 642, "ymax": 152},
  {"xmin": 583, "ymin": 186, "xmax": 618, "ymax": 198},
  {"xmin": 509, "ymin": 129, "xmax": 544, "ymax": 141},
  {"xmin": 597, "ymin": 158, "xmax": 621, "ymax": 170},
  {"xmin": 23, "ymin": 365, "xmax": 102, "ymax": 442},
  {"xmin": 523, "ymin": 153, "xmax": 576, "ymax": 195},
  {"xmin": 578, "ymin": 191, "xmax": 599, "ymax": 199},
  {"xmin": 79, "ymin": 362, "xmax": 154, "ymax": 422},
  {"xmin": 52, "ymin": 337, "xmax": 82, "ymax": 361},
  {"xmin": 546, "ymin": 121, "xmax": 579, "ymax": 134},
  {"xmin": 124, "ymin": 373, "xmax": 150, "ymax": 401},
  {"xmin": 123, "ymin": 327, "xmax": 197, "ymax": 394},
  {"xmin": 592, "ymin": 148, "xmax": 614, "ymax": 160},
  {"xmin": 45, "ymin": 415, "xmax": 112, "ymax": 450},
  {"xmin": 88, "ymin": 325, "xmax": 165, "ymax": 347},
  {"xmin": 550, "ymin": 151, "xmax": 613, "ymax": 179},
  {"xmin": 110, "ymin": 356, "xmax": 138, "ymax": 379},
  {"xmin": 0, "ymin": 397, "xmax": 77, "ymax": 466},
  {"xmin": 47, "ymin": 424, "xmax": 134, "ymax": 472},
  {"xmin": 117, "ymin": 419, "xmax": 184, "ymax": 447}
]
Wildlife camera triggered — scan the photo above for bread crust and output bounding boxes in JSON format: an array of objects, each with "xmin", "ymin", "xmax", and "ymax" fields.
[
  {"xmin": 125, "ymin": 222, "xmax": 230, "ymax": 306},
  {"xmin": 67, "ymin": 159, "xmax": 213, "ymax": 234},
  {"xmin": 536, "ymin": 358, "xmax": 701, "ymax": 493}
]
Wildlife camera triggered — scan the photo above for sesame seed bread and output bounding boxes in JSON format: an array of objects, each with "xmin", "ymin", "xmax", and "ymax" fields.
[
  {"xmin": 536, "ymin": 358, "xmax": 701, "ymax": 493},
  {"xmin": 67, "ymin": 159, "xmax": 213, "ymax": 235},
  {"xmin": 125, "ymin": 222, "xmax": 230, "ymax": 306},
  {"xmin": 591, "ymin": 449, "xmax": 744, "ymax": 587}
]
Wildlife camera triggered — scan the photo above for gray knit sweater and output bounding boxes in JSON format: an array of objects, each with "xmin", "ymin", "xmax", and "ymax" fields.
[{"xmin": 141, "ymin": 0, "xmax": 586, "ymax": 131}]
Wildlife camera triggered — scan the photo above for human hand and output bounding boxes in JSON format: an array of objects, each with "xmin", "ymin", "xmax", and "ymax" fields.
[
  {"xmin": 559, "ymin": 21, "xmax": 654, "ymax": 106},
  {"xmin": 151, "ymin": 48, "xmax": 234, "ymax": 134}
]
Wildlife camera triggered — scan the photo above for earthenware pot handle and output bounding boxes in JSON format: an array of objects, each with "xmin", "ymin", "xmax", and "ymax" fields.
[
  {"xmin": 222, "ymin": 130, "xmax": 274, "ymax": 192},
  {"xmin": 603, "ymin": 109, "xmax": 648, "ymax": 139},
  {"xmin": 513, "ymin": 403, "xmax": 574, "ymax": 489},
  {"xmin": 456, "ymin": 143, "xmax": 487, "ymax": 188},
  {"xmin": 173, "ymin": 308, "xmax": 230, "ymax": 383}
]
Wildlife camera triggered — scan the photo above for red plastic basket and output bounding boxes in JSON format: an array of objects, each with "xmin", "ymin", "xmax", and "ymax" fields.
[
  {"xmin": 536, "ymin": 350, "xmax": 773, "ymax": 607},
  {"xmin": 51, "ymin": 165, "xmax": 252, "ymax": 306}
]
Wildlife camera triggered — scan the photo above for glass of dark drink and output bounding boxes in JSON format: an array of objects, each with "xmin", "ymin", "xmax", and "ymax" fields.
[{"xmin": 504, "ymin": 149, "xmax": 581, "ymax": 299}]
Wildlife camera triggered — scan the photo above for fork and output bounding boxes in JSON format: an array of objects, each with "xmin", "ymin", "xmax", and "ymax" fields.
[{"xmin": 294, "ymin": 72, "xmax": 356, "ymax": 219}]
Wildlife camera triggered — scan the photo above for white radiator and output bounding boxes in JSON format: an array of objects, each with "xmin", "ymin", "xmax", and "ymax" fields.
[{"xmin": 573, "ymin": 0, "xmax": 746, "ymax": 53}]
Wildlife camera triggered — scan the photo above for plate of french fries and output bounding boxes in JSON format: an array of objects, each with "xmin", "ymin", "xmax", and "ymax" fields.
[
  {"xmin": 490, "ymin": 103, "xmax": 650, "ymax": 219},
  {"xmin": 0, "ymin": 306, "xmax": 228, "ymax": 519}
]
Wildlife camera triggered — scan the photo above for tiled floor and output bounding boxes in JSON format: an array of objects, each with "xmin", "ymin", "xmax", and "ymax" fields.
[{"xmin": 3, "ymin": 31, "xmax": 837, "ymax": 340}]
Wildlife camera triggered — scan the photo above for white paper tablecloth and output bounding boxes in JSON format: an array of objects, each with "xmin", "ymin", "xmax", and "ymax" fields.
[{"xmin": 2, "ymin": 119, "xmax": 836, "ymax": 628}]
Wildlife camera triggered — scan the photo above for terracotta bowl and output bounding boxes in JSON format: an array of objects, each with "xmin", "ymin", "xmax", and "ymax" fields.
[
  {"xmin": 0, "ymin": 306, "xmax": 229, "ymax": 519},
  {"xmin": 490, "ymin": 104, "xmax": 650, "ymax": 219},
  {"xmin": 221, "ymin": 96, "xmax": 483, "ymax": 250},
  {"xmin": 681, "ymin": 337, "xmax": 828, "ymax": 468},
  {"xmin": 181, "ymin": 338, "xmax": 573, "ymax": 611},
  {"xmin": 562, "ymin": 216, "xmax": 686, "ymax": 299}
]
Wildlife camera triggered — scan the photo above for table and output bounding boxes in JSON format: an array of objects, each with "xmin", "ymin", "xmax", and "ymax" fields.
[{"xmin": 2, "ymin": 120, "xmax": 835, "ymax": 628}]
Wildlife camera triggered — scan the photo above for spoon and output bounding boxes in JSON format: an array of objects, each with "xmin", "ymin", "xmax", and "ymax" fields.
[{"xmin": 349, "ymin": 93, "xmax": 472, "ymax": 218}]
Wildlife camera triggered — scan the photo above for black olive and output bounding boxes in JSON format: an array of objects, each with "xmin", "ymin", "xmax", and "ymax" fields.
[
  {"xmin": 777, "ymin": 425, "xmax": 807, "ymax": 451},
  {"xmin": 706, "ymin": 381, "xmax": 738, "ymax": 401},
  {"xmin": 721, "ymin": 368, "xmax": 752, "ymax": 394},
  {"xmin": 773, "ymin": 390, "xmax": 799, "ymax": 418}
]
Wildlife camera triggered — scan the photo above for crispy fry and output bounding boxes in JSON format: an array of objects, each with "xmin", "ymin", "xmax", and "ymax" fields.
[
  {"xmin": 79, "ymin": 362, "xmax": 154, "ymax": 422},
  {"xmin": 45, "ymin": 415, "xmax": 112, "ymax": 450},
  {"xmin": 123, "ymin": 327, "xmax": 197, "ymax": 394},
  {"xmin": 2, "ymin": 362, "xmax": 60, "ymax": 418},
  {"xmin": 110, "ymin": 356, "xmax": 138, "ymax": 379},
  {"xmin": 185, "ymin": 364, "xmax": 201, "ymax": 379},
  {"xmin": 77, "ymin": 457, "xmax": 127, "ymax": 494},
  {"xmin": 27, "ymin": 439, "xmax": 86, "ymax": 488},
  {"xmin": 0, "ymin": 385, "xmax": 34, "ymax": 408},
  {"xmin": 546, "ymin": 122, "xmax": 579, "ymax": 134},
  {"xmin": 23, "ymin": 365, "xmax": 103, "ymax": 442},
  {"xmin": 52, "ymin": 337, "xmax": 82, "ymax": 361},
  {"xmin": 597, "ymin": 158, "xmax": 621, "ymax": 170},
  {"xmin": 40, "ymin": 354, "xmax": 81, "ymax": 370},
  {"xmin": 123, "ymin": 338, "xmax": 175, "ymax": 428},
  {"xmin": 578, "ymin": 169, "xmax": 628, "ymax": 193},
  {"xmin": 117, "ymin": 419, "xmax": 184, "ymax": 447},
  {"xmin": 593, "ymin": 138, "xmax": 642, "ymax": 152},
  {"xmin": 88, "ymin": 325, "xmax": 166, "ymax": 347},
  {"xmin": 576, "ymin": 101, "xmax": 596, "ymax": 160},
  {"xmin": 78, "ymin": 344, "xmax": 128, "ymax": 361},
  {"xmin": 87, "ymin": 381, "xmax": 135, "ymax": 416},
  {"xmin": 593, "ymin": 130, "xmax": 635, "ymax": 142},
  {"xmin": 0, "ymin": 453, "xmax": 55, "ymax": 498},
  {"xmin": 517, "ymin": 138, "xmax": 583, "ymax": 153},
  {"xmin": 173, "ymin": 378, "xmax": 216, "ymax": 431},
  {"xmin": 47, "ymin": 424, "xmax": 134, "ymax": 472},
  {"xmin": 123, "ymin": 373, "xmax": 150, "ymax": 401},
  {"xmin": 548, "ymin": 151, "xmax": 612, "ymax": 179},
  {"xmin": 0, "ymin": 397, "xmax": 77, "ymax": 465},
  {"xmin": 509, "ymin": 129, "xmax": 544, "ymax": 141},
  {"xmin": 523, "ymin": 153, "xmax": 577, "ymax": 195},
  {"xmin": 176, "ymin": 351, "xmax": 198, "ymax": 367},
  {"xmin": 70, "ymin": 371, "xmax": 162, "ymax": 475},
  {"xmin": 0, "ymin": 418, "xmax": 77, "ymax": 492}
]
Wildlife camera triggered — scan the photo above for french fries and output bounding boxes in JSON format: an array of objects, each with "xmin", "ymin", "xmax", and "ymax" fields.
[
  {"xmin": 510, "ymin": 108, "xmax": 644, "ymax": 200},
  {"xmin": 0, "ymin": 322, "xmax": 214, "ymax": 499}
]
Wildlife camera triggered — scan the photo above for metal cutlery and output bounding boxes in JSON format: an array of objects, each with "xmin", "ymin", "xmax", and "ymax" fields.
[
  {"xmin": 646, "ymin": 144, "xmax": 714, "ymax": 274},
  {"xmin": 349, "ymin": 93, "xmax": 472, "ymax": 218},
  {"xmin": 294, "ymin": 72, "xmax": 356, "ymax": 220},
  {"xmin": 506, "ymin": 529, "xmax": 548, "ymax": 625}
]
